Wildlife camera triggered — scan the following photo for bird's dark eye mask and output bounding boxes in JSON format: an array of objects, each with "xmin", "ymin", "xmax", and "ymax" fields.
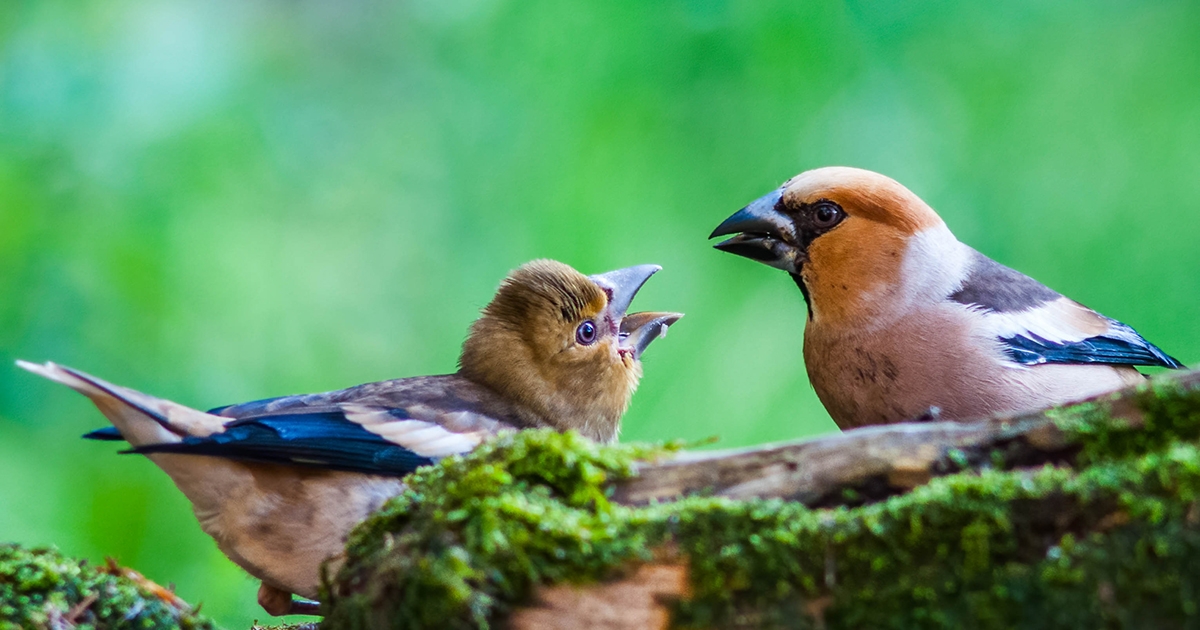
[
  {"xmin": 710, "ymin": 191, "xmax": 847, "ymax": 272},
  {"xmin": 787, "ymin": 198, "xmax": 847, "ymax": 249}
]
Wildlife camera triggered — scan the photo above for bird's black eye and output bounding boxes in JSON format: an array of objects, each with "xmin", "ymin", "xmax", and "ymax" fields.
[
  {"xmin": 576, "ymin": 320, "xmax": 598, "ymax": 345},
  {"xmin": 812, "ymin": 202, "xmax": 844, "ymax": 228},
  {"xmin": 812, "ymin": 202, "xmax": 844, "ymax": 229}
]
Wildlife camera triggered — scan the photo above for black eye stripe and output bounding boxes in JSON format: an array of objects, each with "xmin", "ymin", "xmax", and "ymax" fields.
[{"xmin": 775, "ymin": 198, "xmax": 846, "ymax": 249}]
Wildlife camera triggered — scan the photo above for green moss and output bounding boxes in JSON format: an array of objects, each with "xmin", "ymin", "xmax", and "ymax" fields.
[
  {"xmin": 323, "ymin": 374, "xmax": 1200, "ymax": 629},
  {"xmin": 0, "ymin": 544, "xmax": 216, "ymax": 630},
  {"xmin": 667, "ymin": 444, "xmax": 1200, "ymax": 629},
  {"xmin": 324, "ymin": 430, "xmax": 675, "ymax": 629},
  {"xmin": 1053, "ymin": 375, "xmax": 1200, "ymax": 464}
]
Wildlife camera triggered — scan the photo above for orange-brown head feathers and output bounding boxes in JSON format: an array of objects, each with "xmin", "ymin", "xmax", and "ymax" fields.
[
  {"xmin": 711, "ymin": 167, "xmax": 957, "ymax": 325},
  {"xmin": 459, "ymin": 260, "xmax": 681, "ymax": 442},
  {"xmin": 781, "ymin": 167, "xmax": 942, "ymax": 235}
]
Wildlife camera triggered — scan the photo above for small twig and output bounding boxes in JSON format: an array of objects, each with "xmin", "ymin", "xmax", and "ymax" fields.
[{"xmin": 64, "ymin": 593, "xmax": 98, "ymax": 624}]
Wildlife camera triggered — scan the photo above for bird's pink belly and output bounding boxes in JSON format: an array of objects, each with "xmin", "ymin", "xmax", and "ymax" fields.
[{"xmin": 805, "ymin": 332, "xmax": 1139, "ymax": 429}]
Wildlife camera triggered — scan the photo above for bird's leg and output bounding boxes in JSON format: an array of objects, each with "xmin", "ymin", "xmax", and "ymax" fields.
[
  {"xmin": 257, "ymin": 583, "xmax": 292, "ymax": 616},
  {"xmin": 288, "ymin": 598, "xmax": 322, "ymax": 615},
  {"xmin": 257, "ymin": 583, "xmax": 320, "ymax": 616}
]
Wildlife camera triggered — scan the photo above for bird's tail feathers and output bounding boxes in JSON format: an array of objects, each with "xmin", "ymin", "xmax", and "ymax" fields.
[{"xmin": 15, "ymin": 360, "xmax": 227, "ymax": 447}]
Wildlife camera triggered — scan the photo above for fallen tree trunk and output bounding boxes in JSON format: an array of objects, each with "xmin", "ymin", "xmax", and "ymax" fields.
[
  {"xmin": 324, "ymin": 370, "xmax": 1200, "ymax": 629},
  {"xmin": 612, "ymin": 369, "xmax": 1178, "ymax": 507}
]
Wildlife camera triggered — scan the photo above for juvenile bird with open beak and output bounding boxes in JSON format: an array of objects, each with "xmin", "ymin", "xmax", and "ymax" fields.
[
  {"xmin": 711, "ymin": 166, "xmax": 1182, "ymax": 429},
  {"xmin": 18, "ymin": 259, "xmax": 681, "ymax": 616}
]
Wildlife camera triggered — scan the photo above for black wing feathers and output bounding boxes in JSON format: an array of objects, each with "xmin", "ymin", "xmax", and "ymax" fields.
[
  {"xmin": 1001, "ymin": 322, "xmax": 1183, "ymax": 369},
  {"xmin": 128, "ymin": 411, "xmax": 434, "ymax": 477}
]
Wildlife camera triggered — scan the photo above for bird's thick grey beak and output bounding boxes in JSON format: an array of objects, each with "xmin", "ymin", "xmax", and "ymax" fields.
[
  {"xmin": 589, "ymin": 264, "xmax": 662, "ymax": 319},
  {"xmin": 709, "ymin": 188, "xmax": 802, "ymax": 272},
  {"xmin": 619, "ymin": 311, "xmax": 684, "ymax": 360},
  {"xmin": 590, "ymin": 265, "xmax": 682, "ymax": 360}
]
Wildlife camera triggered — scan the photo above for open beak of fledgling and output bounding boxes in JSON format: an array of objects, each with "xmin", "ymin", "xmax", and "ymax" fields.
[
  {"xmin": 619, "ymin": 311, "xmax": 682, "ymax": 360},
  {"xmin": 709, "ymin": 188, "xmax": 804, "ymax": 273},
  {"xmin": 588, "ymin": 265, "xmax": 684, "ymax": 361}
]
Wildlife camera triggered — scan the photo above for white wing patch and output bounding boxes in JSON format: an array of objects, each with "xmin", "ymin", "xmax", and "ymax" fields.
[
  {"xmin": 976, "ymin": 297, "xmax": 1109, "ymax": 345},
  {"xmin": 342, "ymin": 404, "xmax": 486, "ymax": 458}
]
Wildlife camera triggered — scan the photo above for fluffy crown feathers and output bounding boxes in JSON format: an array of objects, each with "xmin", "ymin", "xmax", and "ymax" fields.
[{"xmin": 477, "ymin": 259, "xmax": 608, "ymax": 334}]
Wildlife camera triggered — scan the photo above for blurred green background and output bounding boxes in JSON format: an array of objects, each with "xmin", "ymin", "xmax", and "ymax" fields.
[{"xmin": 2, "ymin": 0, "xmax": 1199, "ymax": 626}]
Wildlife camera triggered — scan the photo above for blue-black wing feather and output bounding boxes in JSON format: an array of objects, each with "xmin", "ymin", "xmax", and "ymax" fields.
[
  {"xmin": 127, "ymin": 411, "xmax": 434, "ymax": 477},
  {"xmin": 83, "ymin": 426, "xmax": 125, "ymax": 441},
  {"xmin": 1001, "ymin": 320, "xmax": 1183, "ymax": 369},
  {"xmin": 81, "ymin": 397, "xmax": 304, "ymax": 442}
]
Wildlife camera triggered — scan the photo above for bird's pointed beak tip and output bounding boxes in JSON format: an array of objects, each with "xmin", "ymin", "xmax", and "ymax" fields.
[
  {"xmin": 619, "ymin": 311, "xmax": 684, "ymax": 360},
  {"xmin": 709, "ymin": 207, "xmax": 753, "ymax": 240},
  {"xmin": 712, "ymin": 234, "xmax": 788, "ymax": 264},
  {"xmin": 712, "ymin": 236, "xmax": 739, "ymax": 251},
  {"xmin": 710, "ymin": 188, "xmax": 785, "ymax": 240},
  {"xmin": 709, "ymin": 188, "xmax": 803, "ymax": 270}
]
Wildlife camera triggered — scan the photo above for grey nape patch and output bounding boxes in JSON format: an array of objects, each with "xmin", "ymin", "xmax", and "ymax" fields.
[{"xmin": 948, "ymin": 248, "xmax": 1060, "ymax": 313}]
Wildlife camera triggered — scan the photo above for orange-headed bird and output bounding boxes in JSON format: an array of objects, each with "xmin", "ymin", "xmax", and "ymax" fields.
[{"xmin": 711, "ymin": 167, "xmax": 1180, "ymax": 429}]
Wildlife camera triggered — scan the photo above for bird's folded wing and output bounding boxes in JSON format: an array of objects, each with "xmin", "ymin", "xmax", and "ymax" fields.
[
  {"xmin": 998, "ymin": 321, "xmax": 1182, "ymax": 368},
  {"xmin": 205, "ymin": 393, "xmax": 335, "ymax": 418},
  {"xmin": 949, "ymin": 249, "xmax": 1181, "ymax": 370},
  {"xmin": 128, "ymin": 405, "xmax": 491, "ymax": 477},
  {"xmin": 981, "ymin": 298, "xmax": 1182, "ymax": 369}
]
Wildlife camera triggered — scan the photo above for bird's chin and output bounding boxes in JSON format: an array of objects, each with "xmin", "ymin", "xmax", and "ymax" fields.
[{"xmin": 712, "ymin": 233, "xmax": 805, "ymax": 273}]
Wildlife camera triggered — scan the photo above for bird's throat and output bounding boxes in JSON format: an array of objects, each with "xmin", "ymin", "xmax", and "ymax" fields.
[{"xmin": 790, "ymin": 272, "xmax": 814, "ymax": 321}]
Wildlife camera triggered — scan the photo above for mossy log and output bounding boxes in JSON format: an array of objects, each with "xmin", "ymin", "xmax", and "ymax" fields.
[{"xmin": 323, "ymin": 369, "xmax": 1200, "ymax": 629}]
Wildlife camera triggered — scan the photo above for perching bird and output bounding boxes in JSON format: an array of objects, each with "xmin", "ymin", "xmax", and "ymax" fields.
[
  {"xmin": 710, "ymin": 166, "xmax": 1182, "ymax": 430},
  {"xmin": 17, "ymin": 259, "xmax": 681, "ymax": 616}
]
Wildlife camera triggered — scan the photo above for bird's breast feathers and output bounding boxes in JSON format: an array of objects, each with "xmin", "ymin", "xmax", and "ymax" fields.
[
  {"xmin": 811, "ymin": 234, "xmax": 1179, "ymax": 370},
  {"xmin": 802, "ymin": 237, "xmax": 1179, "ymax": 426}
]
